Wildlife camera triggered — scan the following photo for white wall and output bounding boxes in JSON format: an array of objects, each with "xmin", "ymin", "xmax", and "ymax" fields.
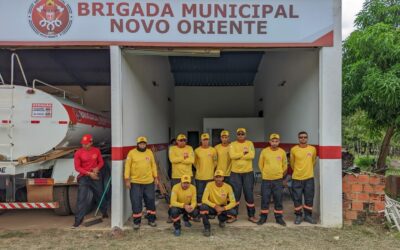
[
  {"xmin": 254, "ymin": 49, "xmax": 319, "ymax": 145},
  {"xmin": 174, "ymin": 86, "xmax": 256, "ymax": 136},
  {"xmin": 254, "ymin": 49, "xmax": 321, "ymax": 216},
  {"xmin": 111, "ymin": 50, "xmax": 174, "ymax": 227},
  {"xmin": 318, "ymin": 0, "xmax": 343, "ymax": 227}
]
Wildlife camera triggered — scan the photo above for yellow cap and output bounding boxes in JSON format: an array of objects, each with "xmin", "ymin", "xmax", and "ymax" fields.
[
  {"xmin": 221, "ymin": 130, "xmax": 229, "ymax": 137},
  {"xmin": 177, "ymin": 134, "xmax": 187, "ymax": 141},
  {"xmin": 181, "ymin": 175, "xmax": 191, "ymax": 183},
  {"xmin": 236, "ymin": 128, "xmax": 247, "ymax": 134},
  {"xmin": 201, "ymin": 133, "xmax": 210, "ymax": 140},
  {"xmin": 269, "ymin": 133, "xmax": 280, "ymax": 140},
  {"xmin": 136, "ymin": 136, "xmax": 148, "ymax": 143},
  {"xmin": 214, "ymin": 170, "xmax": 224, "ymax": 176}
]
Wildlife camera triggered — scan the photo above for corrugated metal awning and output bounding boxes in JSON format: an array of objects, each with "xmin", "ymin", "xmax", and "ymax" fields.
[{"xmin": 169, "ymin": 51, "xmax": 264, "ymax": 86}]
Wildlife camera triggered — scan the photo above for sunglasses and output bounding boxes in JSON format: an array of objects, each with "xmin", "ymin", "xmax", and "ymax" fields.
[
  {"xmin": 299, "ymin": 136, "xmax": 308, "ymax": 139},
  {"xmin": 237, "ymin": 133, "xmax": 245, "ymax": 136},
  {"xmin": 178, "ymin": 139, "xmax": 187, "ymax": 142}
]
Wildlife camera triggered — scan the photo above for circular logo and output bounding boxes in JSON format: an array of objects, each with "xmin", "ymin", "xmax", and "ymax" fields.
[{"xmin": 28, "ymin": 0, "xmax": 72, "ymax": 38}]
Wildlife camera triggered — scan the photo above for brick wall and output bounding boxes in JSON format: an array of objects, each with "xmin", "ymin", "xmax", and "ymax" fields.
[{"xmin": 342, "ymin": 174, "xmax": 385, "ymax": 225}]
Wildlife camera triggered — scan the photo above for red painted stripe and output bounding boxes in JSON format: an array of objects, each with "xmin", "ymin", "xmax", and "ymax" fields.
[
  {"xmin": 27, "ymin": 203, "xmax": 34, "ymax": 209},
  {"xmin": 31, "ymin": 120, "xmax": 40, "ymax": 124},
  {"xmin": 318, "ymin": 146, "xmax": 342, "ymax": 159},
  {"xmin": 58, "ymin": 121, "xmax": 68, "ymax": 124},
  {"xmin": 9, "ymin": 203, "xmax": 16, "ymax": 209},
  {"xmin": 112, "ymin": 143, "xmax": 169, "ymax": 161},
  {"xmin": 63, "ymin": 104, "xmax": 111, "ymax": 128},
  {"xmin": 0, "ymin": 31, "xmax": 333, "ymax": 48},
  {"xmin": 1, "ymin": 120, "xmax": 11, "ymax": 124},
  {"xmin": 112, "ymin": 143, "xmax": 341, "ymax": 161}
]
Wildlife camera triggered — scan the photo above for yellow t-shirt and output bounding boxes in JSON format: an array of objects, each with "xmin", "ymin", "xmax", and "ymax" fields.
[
  {"xmin": 169, "ymin": 145, "xmax": 195, "ymax": 179},
  {"xmin": 215, "ymin": 143, "xmax": 232, "ymax": 176},
  {"xmin": 170, "ymin": 183, "xmax": 197, "ymax": 208},
  {"xmin": 290, "ymin": 145, "xmax": 317, "ymax": 180},
  {"xmin": 194, "ymin": 146, "xmax": 217, "ymax": 180},
  {"xmin": 124, "ymin": 148, "xmax": 157, "ymax": 184},
  {"xmin": 229, "ymin": 140, "xmax": 255, "ymax": 173},
  {"xmin": 258, "ymin": 147, "xmax": 288, "ymax": 180},
  {"xmin": 202, "ymin": 181, "xmax": 236, "ymax": 210}
]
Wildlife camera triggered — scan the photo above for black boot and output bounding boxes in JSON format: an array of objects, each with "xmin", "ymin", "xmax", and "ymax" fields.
[
  {"xmin": 294, "ymin": 215, "xmax": 302, "ymax": 225},
  {"xmin": 276, "ymin": 217, "xmax": 287, "ymax": 226},
  {"xmin": 203, "ymin": 228, "xmax": 211, "ymax": 237},
  {"xmin": 257, "ymin": 215, "xmax": 267, "ymax": 225},
  {"xmin": 304, "ymin": 214, "xmax": 317, "ymax": 224}
]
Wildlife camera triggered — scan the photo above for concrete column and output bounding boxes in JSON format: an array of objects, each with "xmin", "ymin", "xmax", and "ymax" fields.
[
  {"xmin": 318, "ymin": 0, "xmax": 343, "ymax": 227},
  {"xmin": 110, "ymin": 45, "xmax": 124, "ymax": 229}
]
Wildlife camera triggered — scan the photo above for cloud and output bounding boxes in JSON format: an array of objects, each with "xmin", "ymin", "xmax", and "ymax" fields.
[{"xmin": 342, "ymin": 0, "xmax": 365, "ymax": 39}]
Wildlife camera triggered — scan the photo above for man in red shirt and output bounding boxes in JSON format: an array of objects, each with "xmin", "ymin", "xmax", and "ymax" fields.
[{"xmin": 72, "ymin": 134, "xmax": 108, "ymax": 228}]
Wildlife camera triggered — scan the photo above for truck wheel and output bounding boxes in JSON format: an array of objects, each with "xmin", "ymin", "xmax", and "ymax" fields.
[
  {"xmin": 53, "ymin": 186, "xmax": 71, "ymax": 216},
  {"xmin": 68, "ymin": 185, "xmax": 78, "ymax": 215}
]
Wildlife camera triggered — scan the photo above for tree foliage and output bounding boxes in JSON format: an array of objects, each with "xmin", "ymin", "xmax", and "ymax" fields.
[{"xmin": 343, "ymin": 0, "xmax": 400, "ymax": 170}]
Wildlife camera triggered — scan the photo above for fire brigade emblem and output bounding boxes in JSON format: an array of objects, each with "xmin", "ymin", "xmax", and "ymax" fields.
[{"xmin": 28, "ymin": 0, "xmax": 72, "ymax": 38}]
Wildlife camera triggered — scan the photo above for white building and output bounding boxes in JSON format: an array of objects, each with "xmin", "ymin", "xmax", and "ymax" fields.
[{"xmin": 0, "ymin": 0, "xmax": 342, "ymax": 228}]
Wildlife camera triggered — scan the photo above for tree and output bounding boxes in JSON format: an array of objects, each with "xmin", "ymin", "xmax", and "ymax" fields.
[{"xmin": 343, "ymin": 0, "xmax": 400, "ymax": 171}]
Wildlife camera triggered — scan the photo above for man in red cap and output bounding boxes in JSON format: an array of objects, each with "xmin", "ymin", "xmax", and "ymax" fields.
[{"xmin": 72, "ymin": 134, "xmax": 108, "ymax": 228}]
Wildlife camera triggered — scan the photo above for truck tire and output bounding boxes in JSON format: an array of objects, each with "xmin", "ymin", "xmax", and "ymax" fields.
[
  {"xmin": 68, "ymin": 185, "xmax": 78, "ymax": 215},
  {"xmin": 53, "ymin": 186, "xmax": 71, "ymax": 216}
]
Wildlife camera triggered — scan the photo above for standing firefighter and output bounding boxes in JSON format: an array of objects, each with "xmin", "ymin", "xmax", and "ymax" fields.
[
  {"xmin": 257, "ymin": 133, "xmax": 287, "ymax": 226},
  {"xmin": 73, "ymin": 134, "xmax": 108, "ymax": 228},
  {"xmin": 124, "ymin": 136, "xmax": 158, "ymax": 230},
  {"xmin": 169, "ymin": 134, "xmax": 195, "ymax": 186},
  {"xmin": 194, "ymin": 133, "xmax": 217, "ymax": 206},
  {"xmin": 290, "ymin": 131, "xmax": 317, "ymax": 225},
  {"xmin": 229, "ymin": 128, "xmax": 257, "ymax": 223},
  {"xmin": 169, "ymin": 175, "xmax": 198, "ymax": 237},
  {"xmin": 215, "ymin": 130, "xmax": 232, "ymax": 184},
  {"xmin": 200, "ymin": 170, "xmax": 237, "ymax": 237}
]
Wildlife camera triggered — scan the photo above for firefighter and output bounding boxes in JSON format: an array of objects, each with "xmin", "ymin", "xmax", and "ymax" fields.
[
  {"xmin": 169, "ymin": 134, "xmax": 195, "ymax": 187},
  {"xmin": 194, "ymin": 133, "xmax": 217, "ymax": 206},
  {"xmin": 257, "ymin": 133, "xmax": 288, "ymax": 226},
  {"xmin": 124, "ymin": 136, "xmax": 158, "ymax": 230},
  {"xmin": 72, "ymin": 134, "xmax": 108, "ymax": 228},
  {"xmin": 215, "ymin": 130, "xmax": 232, "ymax": 184},
  {"xmin": 169, "ymin": 175, "xmax": 199, "ymax": 236},
  {"xmin": 290, "ymin": 131, "xmax": 317, "ymax": 225},
  {"xmin": 228, "ymin": 128, "xmax": 257, "ymax": 223},
  {"xmin": 200, "ymin": 170, "xmax": 237, "ymax": 237}
]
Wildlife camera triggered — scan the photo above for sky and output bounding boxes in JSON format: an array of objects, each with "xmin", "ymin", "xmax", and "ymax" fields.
[{"xmin": 342, "ymin": 0, "xmax": 365, "ymax": 39}]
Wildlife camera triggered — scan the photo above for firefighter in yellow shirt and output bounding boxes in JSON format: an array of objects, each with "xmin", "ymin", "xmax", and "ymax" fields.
[
  {"xmin": 228, "ymin": 128, "xmax": 257, "ymax": 223},
  {"xmin": 194, "ymin": 133, "xmax": 217, "ymax": 205},
  {"xmin": 215, "ymin": 130, "xmax": 232, "ymax": 184},
  {"xmin": 290, "ymin": 131, "xmax": 317, "ymax": 225},
  {"xmin": 169, "ymin": 175, "xmax": 199, "ymax": 237},
  {"xmin": 124, "ymin": 136, "xmax": 158, "ymax": 230},
  {"xmin": 257, "ymin": 133, "xmax": 288, "ymax": 226},
  {"xmin": 169, "ymin": 134, "xmax": 195, "ymax": 187},
  {"xmin": 200, "ymin": 170, "xmax": 237, "ymax": 237}
]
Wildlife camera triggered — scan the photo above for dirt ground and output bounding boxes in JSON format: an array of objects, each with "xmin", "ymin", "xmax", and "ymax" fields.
[
  {"xmin": 1, "ymin": 187, "xmax": 399, "ymax": 249},
  {"xmin": 0, "ymin": 224, "xmax": 399, "ymax": 250}
]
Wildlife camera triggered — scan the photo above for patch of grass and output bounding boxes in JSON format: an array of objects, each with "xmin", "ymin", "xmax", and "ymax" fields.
[
  {"xmin": 0, "ymin": 231, "xmax": 31, "ymax": 239},
  {"xmin": 355, "ymin": 156, "xmax": 375, "ymax": 170},
  {"xmin": 386, "ymin": 168, "xmax": 400, "ymax": 177}
]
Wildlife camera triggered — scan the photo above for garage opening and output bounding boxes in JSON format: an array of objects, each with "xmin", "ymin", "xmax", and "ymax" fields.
[
  {"xmin": 0, "ymin": 49, "xmax": 112, "ymax": 222},
  {"xmin": 113, "ymin": 47, "xmax": 320, "ymax": 227}
]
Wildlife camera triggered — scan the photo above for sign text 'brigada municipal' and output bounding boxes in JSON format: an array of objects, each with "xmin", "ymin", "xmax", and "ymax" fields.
[{"xmin": 78, "ymin": 2, "xmax": 299, "ymax": 35}]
